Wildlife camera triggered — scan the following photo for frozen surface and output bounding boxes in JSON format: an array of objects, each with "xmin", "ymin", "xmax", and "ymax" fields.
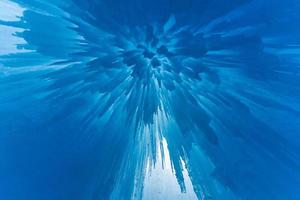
[{"xmin": 1, "ymin": 0, "xmax": 300, "ymax": 199}]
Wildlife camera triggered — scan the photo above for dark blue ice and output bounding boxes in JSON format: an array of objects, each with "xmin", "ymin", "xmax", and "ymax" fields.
[{"xmin": 1, "ymin": 0, "xmax": 300, "ymax": 199}]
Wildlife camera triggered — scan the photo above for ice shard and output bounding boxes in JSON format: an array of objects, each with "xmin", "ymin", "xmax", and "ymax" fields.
[{"xmin": 0, "ymin": 0, "xmax": 300, "ymax": 199}]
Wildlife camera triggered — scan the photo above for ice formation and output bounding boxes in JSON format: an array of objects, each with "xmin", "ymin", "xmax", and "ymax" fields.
[{"xmin": 0, "ymin": 0, "xmax": 300, "ymax": 199}]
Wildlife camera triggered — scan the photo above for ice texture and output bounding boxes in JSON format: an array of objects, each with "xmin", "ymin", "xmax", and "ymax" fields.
[{"xmin": 1, "ymin": 0, "xmax": 300, "ymax": 199}]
